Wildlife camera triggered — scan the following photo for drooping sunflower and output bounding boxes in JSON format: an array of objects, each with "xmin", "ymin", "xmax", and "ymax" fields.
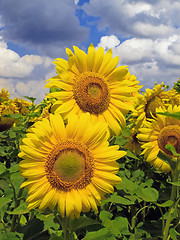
[
  {"xmin": 137, "ymin": 105, "xmax": 180, "ymax": 173},
  {"xmin": 45, "ymin": 44, "xmax": 140, "ymax": 135},
  {"xmin": 131, "ymin": 82, "xmax": 168, "ymax": 128},
  {"xmin": 19, "ymin": 113, "xmax": 126, "ymax": 219},
  {"xmin": 124, "ymin": 127, "xmax": 141, "ymax": 155}
]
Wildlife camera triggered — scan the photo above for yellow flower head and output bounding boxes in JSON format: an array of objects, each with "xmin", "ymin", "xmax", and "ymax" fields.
[
  {"xmin": 132, "ymin": 82, "xmax": 168, "ymax": 128},
  {"xmin": 137, "ymin": 105, "xmax": 180, "ymax": 173},
  {"xmin": 19, "ymin": 113, "xmax": 126, "ymax": 219},
  {"xmin": 45, "ymin": 44, "xmax": 140, "ymax": 135},
  {"xmin": 13, "ymin": 98, "xmax": 32, "ymax": 115},
  {"xmin": 0, "ymin": 100, "xmax": 19, "ymax": 131},
  {"xmin": 0, "ymin": 88, "xmax": 10, "ymax": 102},
  {"xmin": 160, "ymin": 88, "xmax": 180, "ymax": 107}
]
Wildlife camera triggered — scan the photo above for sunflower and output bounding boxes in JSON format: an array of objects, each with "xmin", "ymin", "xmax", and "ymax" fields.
[
  {"xmin": 160, "ymin": 88, "xmax": 180, "ymax": 107},
  {"xmin": 45, "ymin": 44, "xmax": 140, "ymax": 135},
  {"xmin": 0, "ymin": 88, "xmax": 10, "ymax": 102},
  {"xmin": 131, "ymin": 82, "xmax": 168, "ymax": 128},
  {"xmin": 137, "ymin": 105, "xmax": 180, "ymax": 173},
  {"xmin": 13, "ymin": 98, "xmax": 32, "ymax": 115},
  {"xmin": 0, "ymin": 100, "xmax": 19, "ymax": 131},
  {"xmin": 19, "ymin": 113, "xmax": 126, "ymax": 219}
]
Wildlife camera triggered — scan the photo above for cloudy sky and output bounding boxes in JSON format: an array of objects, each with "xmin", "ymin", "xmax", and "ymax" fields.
[{"xmin": 0, "ymin": 0, "xmax": 180, "ymax": 103}]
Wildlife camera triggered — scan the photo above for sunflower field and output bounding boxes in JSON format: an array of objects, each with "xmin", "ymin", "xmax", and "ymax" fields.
[{"xmin": 0, "ymin": 44, "xmax": 180, "ymax": 240}]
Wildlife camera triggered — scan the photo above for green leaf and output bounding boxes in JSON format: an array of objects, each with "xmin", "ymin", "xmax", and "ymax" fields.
[
  {"xmin": 165, "ymin": 144, "xmax": 180, "ymax": 157},
  {"xmin": 2, "ymin": 113, "xmax": 22, "ymax": 119},
  {"xmin": 168, "ymin": 181, "xmax": 180, "ymax": 186},
  {"xmin": 99, "ymin": 211, "xmax": 129, "ymax": 237},
  {"xmin": 49, "ymin": 232, "xmax": 64, "ymax": 240},
  {"xmin": 71, "ymin": 216, "xmax": 100, "ymax": 232},
  {"xmin": 0, "ymin": 197, "xmax": 12, "ymax": 208},
  {"xmin": 116, "ymin": 176, "xmax": 138, "ymax": 193},
  {"xmin": 0, "ymin": 170, "xmax": 10, "ymax": 179},
  {"xmin": 8, "ymin": 130, "xmax": 17, "ymax": 139},
  {"xmin": 84, "ymin": 228, "xmax": 116, "ymax": 240},
  {"xmin": 0, "ymin": 232, "xmax": 23, "ymax": 240},
  {"xmin": 99, "ymin": 210, "xmax": 112, "ymax": 224},
  {"xmin": 36, "ymin": 212, "xmax": 59, "ymax": 231},
  {"xmin": 0, "ymin": 179, "xmax": 9, "ymax": 191},
  {"xmin": 156, "ymin": 111, "xmax": 180, "ymax": 120},
  {"xmin": 170, "ymin": 228, "xmax": 180, "ymax": 240},
  {"xmin": 24, "ymin": 96, "xmax": 36, "ymax": 103},
  {"xmin": 0, "ymin": 164, "xmax": 6, "ymax": 175},
  {"xmin": 126, "ymin": 150, "xmax": 139, "ymax": 160},
  {"xmin": 136, "ymin": 187, "xmax": 159, "ymax": 202},
  {"xmin": 132, "ymin": 169, "xmax": 145, "ymax": 179},
  {"xmin": 157, "ymin": 150, "xmax": 176, "ymax": 170},
  {"xmin": 20, "ymin": 214, "xmax": 27, "ymax": 225},
  {"xmin": 107, "ymin": 194, "xmax": 134, "ymax": 205},
  {"xmin": 6, "ymin": 202, "xmax": 30, "ymax": 215},
  {"xmin": 157, "ymin": 200, "xmax": 173, "ymax": 207}
]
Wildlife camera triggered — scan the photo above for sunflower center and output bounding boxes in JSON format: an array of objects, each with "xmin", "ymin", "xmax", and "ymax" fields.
[
  {"xmin": 158, "ymin": 125, "xmax": 180, "ymax": 156},
  {"xmin": 73, "ymin": 72, "xmax": 110, "ymax": 114},
  {"xmin": 45, "ymin": 139, "xmax": 94, "ymax": 192},
  {"xmin": 54, "ymin": 150, "xmax": 85, "ymax": 182},
  {"xmin": 145, "ymin": 96, "xmax": 164, "ymax": 118},
  {"xmin": 88, "ymin": 83, "xmax": 101, "ymax": 98}
]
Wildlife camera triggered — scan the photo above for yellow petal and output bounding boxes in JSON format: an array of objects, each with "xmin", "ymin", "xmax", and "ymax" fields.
[
  {"xmin": 98, "ymin": 49, "xmax": 113, "ymax": 75},
  {"xmin": 27, "ymin": 181, "xmax": 51, "ymax": 202},
  {"xmin": 107, "ymin": 67, "xmax": 128, "ymax": 82},
  {"xmin": 55, "ymin": 99, "xmax": 75, "ymax": 114},
  {"xmin": 20, "ymin": 167, "xmax": 45, "ymax": 178},
  {"xmin": 92, "ymin": 177, "xmax": 114, "ymax": 193},
  {"xmin": 73, "ymin": 46, "xmax": 87, "ymax": 73},
  {"xmin": 92, "ymin": 47, "xmax": 104, "ymax": 72},
  {"xmin": 72, "ymin": 189, "xmax": 82, "ymax": 218},
  {"xmin": 87, "ymin": 43, "xmax": 95, "ymax": 71},
  {"xmin": 66, "ymin": 191, "xmax": 74, "ymax": 217},
  {"xmin": 103, "ymin": 109, "xmax": 121, "ymax": 135},
  {"xmin": 57, "ymin": 192, "xmax": 66, "ymax": 218},
  {"xmin": 95, "ymin": 171, "xmax": 121, "ymax": 185},
  {"xmin": 27, "ymin": 200, "xmax": 41, "ymax": 210},
  {"xmin": 50, "ymin": 114, "xmax": 66, "ymax": 140},
  {"xmin": 39, "ymin": 188, "xmax": 56, "ymax": 211}
]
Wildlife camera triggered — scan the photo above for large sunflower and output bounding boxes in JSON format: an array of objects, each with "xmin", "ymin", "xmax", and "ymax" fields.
[
  {"xmin": 19, "ymin": 113, "xmax": 126, "ymax": 219},
  {"xmin": 137, "ymin": 105, "xmax": 180, "ymax": 173},
  {"xmin": 45, "ymin": 44, "xmax": 140, "ymax": 135}
]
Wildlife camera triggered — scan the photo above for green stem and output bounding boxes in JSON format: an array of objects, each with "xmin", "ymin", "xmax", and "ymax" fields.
[
  {"xmin": 10, "ymin": 185, "xmax": 24, "ymax": 232},
  {"xmin": 1, "ymin": 218, "xmax": 7, "ymax": 233},
  {"xmin": 163, "ymin": 157, "xmax": 180, "ymax": 240},
  {"xmin": 62, "ymin": 216, "xmax": 73, "ymax": 240}
]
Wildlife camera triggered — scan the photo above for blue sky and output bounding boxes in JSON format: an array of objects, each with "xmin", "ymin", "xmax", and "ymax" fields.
[{"xmin": 0, "ymin": 0, "xmax": 180, "ymax": 103}]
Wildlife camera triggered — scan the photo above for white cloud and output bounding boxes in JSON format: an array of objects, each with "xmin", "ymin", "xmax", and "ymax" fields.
[
  {"xmin": 124, "ymin": 2, "xmax": 151, "ymax": 17},
  {"xmin": 96, "ymin": 35, "xmax": 120, "ymax": 50},
  {"xmin": 82, "ymin": 0, "xmax": 180, "ymax": 38},
  {"xmin": 74, "ymin": 0, "xmax": 79, "ymax": 4},
  {"xmin": 15, "ymin": 80, "xmax": 48, "ymax": 101},
  {"xmin": 0, "ymin": 36, "xmax": 54, "ymax": 103},
  {"xmin": 95, "ymin": 35, "xmax": 180, "ymax": 88},
  {"xmin": 133, "ymin": 22, "xmax": 174, "ymax": 37}
]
